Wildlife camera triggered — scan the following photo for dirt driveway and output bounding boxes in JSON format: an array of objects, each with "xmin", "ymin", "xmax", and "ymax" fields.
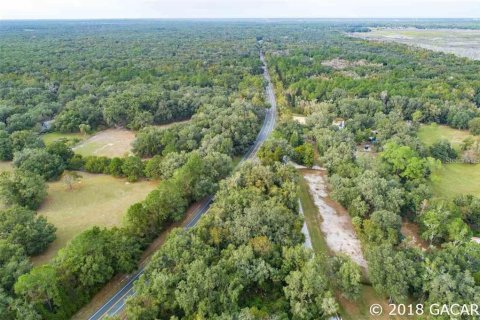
[{"xmin": 303, "ymin": 169, "xmax": 367, "ymax": 268}]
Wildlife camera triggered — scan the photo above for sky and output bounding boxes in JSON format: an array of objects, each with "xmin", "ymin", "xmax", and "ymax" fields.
[{"xmin": 0, "ymin": 0, "xmax": 479, "ymax": 20}]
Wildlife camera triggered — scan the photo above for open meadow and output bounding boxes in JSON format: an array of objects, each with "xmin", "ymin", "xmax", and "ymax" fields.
[
  {"xmin": 418, "ymin": 124, "xmax": 480, "ymax": 198},
  {"xmin": 431, "ymin": 163, "xmax": 480, "ymax": 198},
  {"xmin": 418, "ymin": 123, "xmax": 476, "ymax": 150},
  {"xmin": 31, "ymin": 172, "xmax": 157, "ymax": 265},
  {"xmin": 352, "ymin": 28, "xmax": 480, "ymax": 60}
]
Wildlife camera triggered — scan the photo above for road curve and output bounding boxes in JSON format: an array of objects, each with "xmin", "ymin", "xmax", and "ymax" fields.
[{"xmin": 88, "ymin": 49, "xmax": 277, "ymax": 320}]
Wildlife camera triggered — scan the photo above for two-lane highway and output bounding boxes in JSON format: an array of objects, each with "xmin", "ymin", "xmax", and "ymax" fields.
[{"xmin": 88, "ymin": 49, "xmax": 277, "ymax": 320}]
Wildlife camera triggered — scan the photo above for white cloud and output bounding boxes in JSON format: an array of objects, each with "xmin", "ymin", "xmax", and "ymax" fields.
[{"xmin": 0, "ymin": 0, "xmax": 479, "ymax": 19}]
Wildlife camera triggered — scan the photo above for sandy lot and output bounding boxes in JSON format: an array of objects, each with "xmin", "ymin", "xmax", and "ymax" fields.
[
  {"xmin": 304, "ymin": 171, "xmax": 367, "ymax": 268},
  {"xmin": 352, "ymin": 28, "xmax": 480, "ymax": 60},
  {"xmin": 73, "ymin": 128, "xmax": 135, "ymax": 157},
  {"xmin": 293, "ymin": 115, "xmax": 307, "ymax": 125}
]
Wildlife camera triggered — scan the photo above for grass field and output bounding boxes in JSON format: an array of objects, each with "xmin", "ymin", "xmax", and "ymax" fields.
[
  {"xmin": 42, "ymin": 132, "xmax": 87, "ymax": 146},
  {"xmin": 352, "ymin": 28, "xmax": 480, "ymax": 60},
  {"xmin": 418, "ymin": 123, "xmax": 474, "ymax": 150},
  {"xmin": 73, "ymin": 128, "xmax": 135, "ymax": 157},
  {"xmin": 431, "ymin": 163, "xmax": 480, "ymax": 198},
  {"xmin": 417, "ymin": 124, "xmax": 480, "ymax": 198},
  {"xmin": 31, "ymin": 172, "xmax": 157, "ymax": 265}
]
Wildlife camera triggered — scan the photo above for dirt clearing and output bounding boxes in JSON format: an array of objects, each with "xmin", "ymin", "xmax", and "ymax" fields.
[
  {"xmin": 303, "ymin": 170, "xmax": 367, "ymax": 268},
  {"xmin": 293, "ymin": 115, "xmax": 307, "ymax": 124},
  {"xmin": 352, "ymin": 28, "xmax": 480, "ymax": 60},
  {"xmin": 73, "ymin": 128, "xmax": 135, "ymax": 157}
]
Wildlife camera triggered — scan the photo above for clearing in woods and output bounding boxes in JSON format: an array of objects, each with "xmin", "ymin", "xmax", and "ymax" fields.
[
  {"xmin": 72, "ymin": 120, "xmax": 191, "ymax": 158},
  {"xmin": 302, "ymin": 169, "xmax": 367, "ymax": 268},
  {"xmin": 299, "ymin": 169, "xmax": 415, "ymax": 320},
  {"xmin": 431, "ymin": 163, "xmax": 480, "ymax": 198},
  {"xmin": 418, "ymin": 123, "xmax": 476, "ymax": 150},
  {"xmin": 42, "ymin": 132, "xmax": 87, "ymax": 146},
  {"xmin": 417, "ymin": 124, "xmax": 480, "ymax": 198},
  {"xmin": 352, "ymin": 28, "xmax": 480, "ymax": 60},
  {"xmin": 31, "ymin": 172, "xmax": 157, "ymax": 265},
  {"xmin": 73, "ymin": 128, "xmax": 135, "ymax": 157}
]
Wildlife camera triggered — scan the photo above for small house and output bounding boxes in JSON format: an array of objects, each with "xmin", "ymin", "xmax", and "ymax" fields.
[{"xmin": 333, "ymin": 118, "xmax": 345, "ymax": 129}]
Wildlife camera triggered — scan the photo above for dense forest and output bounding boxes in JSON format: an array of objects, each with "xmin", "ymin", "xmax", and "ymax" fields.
[
  {"xmin": 0, "ymin": 19, "xmax": 479, "ymax": 320},
  {"xmin": 0, "ymin": 21, "xmax": 268, "ymax": 319},
  {"xmin": 261, "ymin": 24, "xmax": 480, "ymax": 317}
]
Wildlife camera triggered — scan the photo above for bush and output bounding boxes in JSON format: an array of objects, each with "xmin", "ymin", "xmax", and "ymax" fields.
[
  {"xmin": 83, "ymin": 156, "xmax": 111, "ymax": 174},
  {"xmin": 468, "ymin": 117, "xmax": 480, "ymax": 135},
  {"xmin": 108, "ymin": 157, "xmax": 124, "ymax": 177},
  {"xmin": 429, "ymin": 140, "xmax": 458, "ymax": 162},
  {"xmin": 121, "ymin": 156, "xmax": 144, "ymax": 182},
  {"xmin": 67, "ymin": 154, "xmax": 85, "ymax": 170},
  {"xmin": 293, "ymin": 143, "xmax": 315, "ymax": 167}
]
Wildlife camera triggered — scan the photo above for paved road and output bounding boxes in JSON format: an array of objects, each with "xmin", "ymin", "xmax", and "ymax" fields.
[{"xmin": 88, "ymin": 49, "xmax": 277, "ymax": 320}]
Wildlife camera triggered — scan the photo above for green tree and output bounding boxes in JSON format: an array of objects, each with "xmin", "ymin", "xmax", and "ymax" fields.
[
  {"xmin": 0, "ymin": 130, "xmax": 13, "ymax": 160},
  {"xmin": 108, "ymin": 157, "xmax": 124, "ymax": 177},
  {"xmin": 0, "ymin": 205, "xmax": 56, "ymax": 255},
  {"xmin": 328, "ymin": 255, "xmax": 362, "ymax": 301},
  {"xmin": 46, "ymin": 141, "xmax": 74, "ymax": 164},
  {"xmin": 362, "ymin": 210, "xmax": 402, "ymax": 245},
  {"xmin": 0, "ymin": 170, "xmax": 47, "ymax": 210},
  {"xmin": 468, "ymin": 117, "xmax": 480, "ymax": 135},
  {"xmin": 429, "ymin": 140, "xmax": 457, "ymax": 163},
  {"xmin": 10, "ymin": 131, "xmax": 44, "ymax": 153},
  {"xmin": 0, "ymin": 240, "xmax": 31, "ymax": 292},
  {"xmin": 14, "ymin": 265, "xmax": 62, "ymax": 313},
  {"xmin": 258, "ymin": 138, "xmax": 293, "ymax": 166},
  {"xmin": 13, "ymin": 148, "xmax": 65, "ymax": 181},
  {"xmin": 367, "ymin": 245, "xmax": 420, "ymax": 302},
  {"xmin": 284, "ymin": 257, "xmax": 338, "ymax": 319}
]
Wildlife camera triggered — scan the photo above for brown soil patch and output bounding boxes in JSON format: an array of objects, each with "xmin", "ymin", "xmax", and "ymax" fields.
[
  {"xmin": 73, "ymin": 128, "xmax": 135, "ymax": 158},
  {"xmin": 302, "ymin": 169, "xmax": 367, "ymax": 268},
  {"xmin": 401, "ymin": 220, "xmax": 429, "ymax": 250},
  {"xmin": 321, "ymin": 58, "xmax": 383, "ymax": 70}
]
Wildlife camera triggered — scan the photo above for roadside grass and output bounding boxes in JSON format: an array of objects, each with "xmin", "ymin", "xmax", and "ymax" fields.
[
  {"xmin": 31, "ymin": 172, "xmax": 157, "ymax": 265},
  {"xmin": 431, "ymin": 163, "xmax": 480, "ymax": 198},
  {"xmin": 299, "ymin": 170, "xmax": 415, "ymax": 320},
  {"xmin": 42, "ymin": 132, "xmax": 87, "ymax": 146},
  {"xmin": 72, "ymin": 128, "xmax": 136, "ymax": 158},
  {"xmin": 418, "ymin": 123, "xmax": 475, "ymax": 150},
  {"xmin": 298, "ymin": 173, "xmax": 330, "ymax": 255}
]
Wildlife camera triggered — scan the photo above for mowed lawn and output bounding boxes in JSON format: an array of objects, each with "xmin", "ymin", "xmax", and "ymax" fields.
[
  {"xmin": 431, "ymin": 163, "xmax": 480, "ymax": 198},
  {"xmin": 418, "ymin": 123, "xmax": 475, "ymax": 150},
  {"xmin": 73, "ymin": 128, "xmax": 135, "ymax": 157},
  {"xmin": 31, "ymin": 172, "xmax": 157, "ymax": 265}
]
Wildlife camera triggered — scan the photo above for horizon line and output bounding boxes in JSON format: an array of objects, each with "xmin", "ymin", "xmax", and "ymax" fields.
[{"xmin": 1, "ymin": 17, "xmax": 480, "ymax": 21}]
